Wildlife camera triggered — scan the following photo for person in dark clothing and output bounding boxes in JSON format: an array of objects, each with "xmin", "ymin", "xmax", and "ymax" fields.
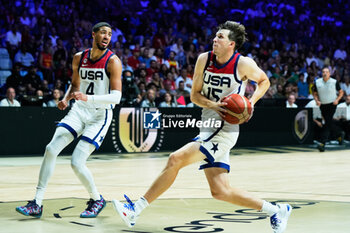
[{"xmin": 313, "ymin": 67, "xmax": 344, "ymax": 151}]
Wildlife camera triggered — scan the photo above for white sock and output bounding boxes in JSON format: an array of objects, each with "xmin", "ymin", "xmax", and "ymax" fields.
[
  {"xmin": 35, "ymin": 127, "xmax": 74, "ymax": 206},
  {"xmin": 71, "ymin": 140, "xmax": 100, "ymax": 201},
  {"xmin": 261, "ymin": 200, "xmax": 279, "ymax": 216},
  {"xmin": 134, "ymin": 197, "xmax": 149, "ymax": 215}
]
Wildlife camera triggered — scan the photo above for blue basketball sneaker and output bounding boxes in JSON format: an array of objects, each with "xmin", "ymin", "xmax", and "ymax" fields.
[
  {"xmin": 270, "ymin": 204, "xmax": 292, "ymax": 233},
  {"xmin": 112, "ymin": 195, "xmax": 138, "ymax": 228},
  {"xmin": 16, "ymin": 200, "xmax": 43, "ymax": 218},
  {"xmin": 80, "ymin": 195, "xmax": 106, "ymax": 218}
]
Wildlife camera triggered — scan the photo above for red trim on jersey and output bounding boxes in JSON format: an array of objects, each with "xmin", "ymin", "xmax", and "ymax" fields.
[
  {"xmin": 206, "ymin": 51, "xmax": 240, "ymax": 75},
  {"xmin": 80, "ymin": 49, "xmax": 114, "ymax": 69}
]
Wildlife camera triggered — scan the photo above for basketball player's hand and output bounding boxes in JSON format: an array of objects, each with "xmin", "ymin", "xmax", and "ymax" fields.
[
  {"xmin": 246, "ymin": 100, "xmax": 254, "ymax": 122},
  {"xmin": 58, "ymin": 100, "xmax": 68, "ymax": 110},
  {"xmin": 209, "ymin": 101, "xmax": 227, "ymax": 118},
  {"xmin": 72, "ymin": 92, "xmax": 88, "ymax": 102}
]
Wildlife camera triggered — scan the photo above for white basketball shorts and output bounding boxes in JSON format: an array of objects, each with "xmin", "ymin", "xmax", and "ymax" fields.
[
  {"xmin": 194, "ymin": 121, "xmax": 239, "ymax": 172},
  {"xmin": 57, "ymin": 104, "xmax": 113, "ymax": 150}
]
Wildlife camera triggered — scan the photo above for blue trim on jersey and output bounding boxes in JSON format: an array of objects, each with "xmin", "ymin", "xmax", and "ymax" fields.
[
  {"xmin": 81, "ymin": 136, "xmax": 100, "ymax": 149},
  {"xmin": 204, "ymin": 51, "xmax": 211, "ymax": 71},
  {"xmin": 214, "ymin": 52, "xmax": 237, "ymax": 69},
  {"xmin": 78, "ymin": 50, "xmax": 88, "ymax": 72},
  {"xmin": 105, "ymin": 52, "xmax": 114, "ymax": 79},
  {"xmin": 192, "ymin": 136, "xmax": 200, "ymax": 141},
  {"xmin": 57, "ymin": 123, "xmax": 78, "ymax": 139},
  {"xmin": 204, "ymin": 121, "xmax": 224, "ymax": 142},
  {"xmin": 199, "ymin": 145, "xmax": 214, "ymax": 164},
  {"xmin": 92, "ymin": 109, "xmax": 108, "ymax": 142},
  {"xmin": 233, "ymin": 54, "xmax": 242, "ymax": 94},
  {"xmin": 199, "ymin": 162, "xmax": 230, "ymax": 173},
  {"xmin": 88, "ymin": 49, "xmax": 109, "ymax": 64}
]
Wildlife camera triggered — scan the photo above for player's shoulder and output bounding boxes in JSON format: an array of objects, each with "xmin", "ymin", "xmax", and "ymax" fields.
[
  {"xmin": 73, "ymin": 51, "xmax": 84, "ymax": 60},
  {"xmin": 237, "ymin": 55, "xmax": 255, "ymax": 67},
  {"xmin": 197, "ymin": 52, "xmax": 209, "ymax": 62},
  {"xmin": 107, "ymin": 54, "xmax": 121, "ymax": 65}
]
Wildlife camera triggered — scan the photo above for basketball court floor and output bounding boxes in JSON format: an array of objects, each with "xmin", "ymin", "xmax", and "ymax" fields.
[{"xmin": 1, "ymin": 145, "xmax": 350, "ymax": 233}]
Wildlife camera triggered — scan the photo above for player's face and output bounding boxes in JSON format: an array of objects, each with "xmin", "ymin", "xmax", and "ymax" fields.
[
  {"xmin": 213, "ymin": 29, "xmax": 234, "ymax": 55},
  {"xmin": 93, "ymin": 26, "xmax": 112, "ymax": 50}
]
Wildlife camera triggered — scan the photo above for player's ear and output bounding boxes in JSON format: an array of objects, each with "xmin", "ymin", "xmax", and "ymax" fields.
[{"xmin": 230, "ymin": 41, "xmax": 236, "ymax": 49}]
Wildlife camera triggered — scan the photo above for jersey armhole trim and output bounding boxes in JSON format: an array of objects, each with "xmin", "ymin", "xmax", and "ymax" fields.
[
  {"xmin": 203, "ymin": 51, "xmax": 212, "ymax": 71},
  {"xmin": 78, "ymin": 50, "xmax": 88, "ymax": 72}
]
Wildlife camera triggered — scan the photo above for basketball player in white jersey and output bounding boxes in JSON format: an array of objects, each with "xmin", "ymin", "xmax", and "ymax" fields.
[
  {"xmin": 16, "ymin": 22, "xmax": 122, "ymax": 218},
  {"xmin": 113, "ymin": 21, "xmax": 292, "ymax": 233}
]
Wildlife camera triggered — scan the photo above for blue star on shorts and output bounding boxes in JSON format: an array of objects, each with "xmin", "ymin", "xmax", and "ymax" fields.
[{"xmin": 211, "ymin": 143, "xmax": 218, "ymax": 154}]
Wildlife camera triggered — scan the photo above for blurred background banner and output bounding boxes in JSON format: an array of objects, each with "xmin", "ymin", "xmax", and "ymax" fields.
[{"xmin": 0, "ymin": 107, "xmax": 313, "ymax": 156}]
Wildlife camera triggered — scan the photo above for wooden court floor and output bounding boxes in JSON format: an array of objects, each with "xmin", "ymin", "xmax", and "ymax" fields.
[{"xmin": 1, "ymin": 146, "xmax": 350, "ymax": 233}]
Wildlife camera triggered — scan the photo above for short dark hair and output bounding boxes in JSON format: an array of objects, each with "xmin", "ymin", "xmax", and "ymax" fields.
[
  {"xmin": 217, "ymin": 21, "xmax": 247, "ymax": 50},
  {"xmin": 92, "ymin": 22, "xmax": 111, "ymax": 33},
  {"xmin": 322, "ymin": 66, "xmax": 330, "ymax": 72}
]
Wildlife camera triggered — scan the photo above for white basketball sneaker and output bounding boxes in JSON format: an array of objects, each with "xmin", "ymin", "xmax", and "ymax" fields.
[
  {"xmin": 112, "ymin": 195, "xmax": 138, "ymax": 228},
  {"xmin": 270, "ymin": 203, "xmax": 292, "ymax": 233}
]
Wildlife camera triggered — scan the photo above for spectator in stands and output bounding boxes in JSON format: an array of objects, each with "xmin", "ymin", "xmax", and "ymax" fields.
[
  {"xmin": 5, "ymin": 63, "xmax": 23, "ymax": 92},
  {"xmin": 333, "ymin": 44, "xmax": 347, "ymax": 61},
  {"xmin": 40, "ymin": 80, "xmax": 52, "ymax": 99},
  {"xmin": 141, "ymin": 88, "xmax": 156, "ymax": 107},
  {"xmin": 14, "ymin": 45, "xmax": 35, "ymax": 68},
  {"xmin": 186, "ymin": 43, "xmax": 197, "ymax": 66},
  {"xmin": 46, "ymin": 89, "xmax": 61, "ymax": 107},
  {"xmin": 164, "ymin": 51, "xmax": 180, "ymax": 70},
  {"xmin": 159, "ymin": 92, "xmax": 177, "ymax": 107},
  {"xmin": 297, "ymin": 73, "xmax": 309, "ymax": 98},
  {"xmin": 128, "ymin": 49, "xmax": 141, "ymax": 70},
  {"xmin": 39, "ymin": 43, "xmax": 53, "ymax": 83},
  {"xmin": 286, "ymin": 94, "xmax": 298, "ymax": 108},
  {"xmin": 151, "ymin": 48, "xmax": 165, "ymax": 65},
  {"xmin": 138, "ymin": 48, "xmax": 151, "ymax": 68},
  {"xmin": 53, "ymin": 38, "xmax": 67, "ymax": 68},
  {"xmin": 340, "ymin": 75, "xmax": 350, "ymax": 96},
  {"xmin": 334, "ymin": 95, "xmax": 350, "ymax": 140},
  {"xmin": 273, "ymin": 84, "xmax": 285, "ymax": 99},
  {"xmin": 176, "ymin": 81, "xmax": 190, "ymax": 99},
  {"xmin": 149, "ymin": 72, "xmax": 164, "ymax": 91},
  {"xmin": 0, "ymin": 87, "xmax": 21, "ymax": 107},
  {"xmin": 305, "ymin": 95, "xmax": 323, "ymax": 142},
  {"xmin": 138, "ymin": 82, "xmax": 147, "ymax": 102},
  {"xmin": 121, "ymin": 56, "xmax": 133, "ymax": 73},
  {"xmin": 5, "ymin": 24, "xmax": 21, "ymax": 58},
  {"xmin": 23, "ymin": 65, "xmax": 42, "ymax": 96},
  {"xmin": 49, "ymin": 27, "xmax": 59, "ymax": 48}
]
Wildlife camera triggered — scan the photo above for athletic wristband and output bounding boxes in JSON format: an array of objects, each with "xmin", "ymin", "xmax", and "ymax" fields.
[{"xmin": 87, "ymin": 90, "xmax": 121, "ymax": 105}]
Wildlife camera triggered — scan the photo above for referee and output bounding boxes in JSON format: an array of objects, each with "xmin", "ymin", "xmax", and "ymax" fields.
[{"xmin": 313, "ymin": 67, "xmax": 344, "ymax": 151}]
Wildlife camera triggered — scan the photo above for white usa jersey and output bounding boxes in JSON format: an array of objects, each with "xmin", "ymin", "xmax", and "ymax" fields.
[
  {"xmin": 76, "ymin": 48, "xmax": 115, "ymax": 109},
  {"xmin": 201, "ymin": 51, "xmax": 247, "ymax": 122}
]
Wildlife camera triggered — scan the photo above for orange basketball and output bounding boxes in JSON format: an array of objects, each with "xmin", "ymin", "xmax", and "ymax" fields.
[{"xmin": 221, "ymin": 94, "xmax": 252, "ymax": 124}]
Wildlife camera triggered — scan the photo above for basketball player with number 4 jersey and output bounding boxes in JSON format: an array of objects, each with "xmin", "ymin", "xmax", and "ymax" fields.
[
  {"xmin": 16, "ymin": 22, "xmax": 122, "ymax": 218},
  {"xmin": 113, "ymin": 21, "xmax": 292, "ymax": 233}
]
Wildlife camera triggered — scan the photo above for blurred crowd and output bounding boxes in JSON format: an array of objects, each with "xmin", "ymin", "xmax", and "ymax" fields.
[{"xmin": 0, "ymin": 0, "xmax": 349, "ymax": 109}]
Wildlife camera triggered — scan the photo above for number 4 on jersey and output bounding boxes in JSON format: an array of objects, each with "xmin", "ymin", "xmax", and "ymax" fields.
[{"xmin": 86, "ymin": 82, "xmax": 94, "ymax": 95}]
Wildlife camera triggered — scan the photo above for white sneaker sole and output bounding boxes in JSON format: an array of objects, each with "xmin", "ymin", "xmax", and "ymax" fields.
[{"xmin": 112, "ymin": 199, "xmax": 135, "ymax": 228}]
